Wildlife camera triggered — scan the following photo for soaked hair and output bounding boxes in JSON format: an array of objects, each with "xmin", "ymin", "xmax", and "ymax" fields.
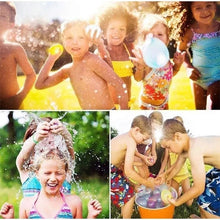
[
  {"xmin": 139, "ymin": 13, "xmax": 169, "ymax": 41},
  {"xmin": 131, "ymin": 115, "xmax": 152, "ymax": 135},
  {"xmin": 149, "ymin": 111, "xmax": 163, "ymax": 125},
  {"xmin": 98, "ymin": 2, "xmax": 138, "ymax": 43},
  {"xmin": 61, "ymin": 20, "xmax": 88, "ymax": 37},
  {"xmin": 0, "ymin": 1, "xmax": 16, "ymax": 23},
  {"xmin": 32, "ymin": 148, "xmax": 69, "ymax": 173},
  {"xmin": 23, "ymin": 117, "xmax": 52, "ymax": 142},
  {"xmin": 161, "ymin": 119, "xmax": 187, "ymax": 141}
]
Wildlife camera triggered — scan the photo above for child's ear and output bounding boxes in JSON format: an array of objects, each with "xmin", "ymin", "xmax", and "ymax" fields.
[{"xmin": 174, "ymin": 132, "xmax": 181, "ymax": 141}]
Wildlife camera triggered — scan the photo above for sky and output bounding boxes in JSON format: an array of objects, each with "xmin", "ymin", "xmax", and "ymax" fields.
[
  {"xmin": 13, "ymin": 1, "xmax": 109, "ymax": 24},
  {"xmin": 110, "ymin": 110, "xmax": 220, "ymax": 137}
]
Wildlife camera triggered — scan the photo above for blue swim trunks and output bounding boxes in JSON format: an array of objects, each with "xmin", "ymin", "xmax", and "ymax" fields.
[
  {"xmin": 111, "ymin": 164, "xmax": 135, "ymax": 208},
  {"xmin": 197, "ymin": 168, "xmax": 220, "ymax": 216}
]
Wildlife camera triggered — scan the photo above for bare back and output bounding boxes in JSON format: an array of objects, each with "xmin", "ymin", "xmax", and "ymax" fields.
[
  {"xmin": 69, "ymin": 52, "xmax": 115, "ymax": 109},
  {"xmin": 0, "ymin": 42, "xmax": 20, "ymax": 99},
  {"xmin": 189, "ymin": 136, "xmax": 220, "ymax": 169}
]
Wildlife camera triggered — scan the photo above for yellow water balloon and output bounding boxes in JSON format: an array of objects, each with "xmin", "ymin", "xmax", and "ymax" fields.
[
  {"xmin": 48, "ymin": 43, "xmax": 64, "ymax": 55},
  {"xmin": 161, "ymin": 189, "xmax": 172, "ymax": 204}
]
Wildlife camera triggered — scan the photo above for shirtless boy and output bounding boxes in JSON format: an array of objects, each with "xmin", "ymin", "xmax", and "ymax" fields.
[
  {"xmin": 0, "ymin": 2, "xmax": 36, "ymax": 109},
  {"xmin": 35, "ymin": 20, "xmax": 128, "ymax": 110},
  {"xmin": 111, "ymin": 115, "xmax": 158, "ymax": 218},
  {"xmin": 161, "ymin": 119, "xmax": 220, "ymax": 218}
]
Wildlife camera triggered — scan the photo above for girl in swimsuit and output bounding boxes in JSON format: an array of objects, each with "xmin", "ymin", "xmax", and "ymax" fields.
[
  {"xmin": 96, "ymin": 2, "xmax": 138, "ymax": 107},
  {"xmin": 16, "ymin": 117, "xmax": 74, "ymax": 197},
  {"xmin": 178, "ymin": 2, "xmax": 220, "ymax": 109},
  {"xmin": 132, "ymin": 14, "xmax": 185, "ymax": 110},
  {"xmin": 1, "ymin": 149, "xmax": 102, "ymax": 219}
]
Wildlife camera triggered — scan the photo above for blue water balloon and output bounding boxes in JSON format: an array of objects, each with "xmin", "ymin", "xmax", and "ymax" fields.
[{"xmin": 142, "ymin": 34, "xmax": 170, "ymax": 69}]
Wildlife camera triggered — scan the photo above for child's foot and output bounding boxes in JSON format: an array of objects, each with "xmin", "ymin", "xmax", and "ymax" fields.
[{"xmin": 189, "ymin": 214, "xmax": 200, "ymax": 218}]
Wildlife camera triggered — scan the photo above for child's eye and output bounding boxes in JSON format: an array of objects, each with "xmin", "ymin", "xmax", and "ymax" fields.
[{"xmin": 206, "ymin": 4, "xmax": 213, "ymax": 9}]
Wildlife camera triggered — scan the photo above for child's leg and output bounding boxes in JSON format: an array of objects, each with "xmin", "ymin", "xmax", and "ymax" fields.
[
  {"xmin": 207, "ymin": 80, "xmax": 220, "ymax": 109},
  {"xmin": 171, "ymin": 179, "xmax": 179, "ymax": 195},
  {"xmin": 193, "ymin": 83, "xmax": 207, "ymax": 109},
  {"xmin": 181, "ymin": 178, "xmax": 193, "ymax": 206},
  {"xmin": 133, "ymin": 156, "xmax": 149, "ymax": 179},
  {"xmin": 121, "ymin": 196, "xmax": 135, "ymax": 218}
]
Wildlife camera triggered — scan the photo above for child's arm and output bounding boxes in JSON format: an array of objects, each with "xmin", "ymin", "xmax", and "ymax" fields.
[
  {"xmin": 169, "ymin": 151, "xmax": 205, "ymax": 206},
  {"xmin": 130, "ymin": 47, "xmax": 151, "ymax": 81},
  {"xmin": 172, "ymin": 51, "xmax": 185, "ymax": 76},
  {"xmin": 158, "ymin": 148, "xmax": 169, "ymax": 176},
  {"xmin": 178, "ymin": 31, "xmax": 201, "ymax": 81},
  {"xmin": 16, "ymin": 121, "xmax": 50, "ymax": 183},
  {"xmin": 89, "ymin": 55, "xmax": 129, "ymax": 109},
  {"xmin": 86, "ymin": 25, "xmax": 113, "ymax": 68},
  {"xmin": 87, "ymin": 200, "xmax": 102, "ymax": 218},
  {"xmin": 0, "ymin": 203, "xmax": 14, "ymax": 219},
  {"xmin": 19, "ymin": 198, "xmax": 29, "ymax": 219},
  {"xmin": 124, "ymin": 139, "xmax": 156, "ymax": 188},
  {"xmin": 15, "ymin": 44, "xmax": 36, "ymax": 97},
  {"xmin": 135, "ymin": 150, "xmax": 154, "ymax": 166},
  {"xmin": 35, "ymin": 52, "xmax": 69, "ymax": 89}
]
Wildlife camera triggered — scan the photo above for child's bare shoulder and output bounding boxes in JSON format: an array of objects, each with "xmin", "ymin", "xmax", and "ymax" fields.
[
  {"xmin": 112, "ymin": 133, "xmax": 136, "ymax": 146},
  {"xmin": 2, "ymin": 42, "xmax": 23, "ymax": 53},
  {"xmin": 84, "ymin": 52, "xmax": 104, "ymax": 66},
  {"xmin": 20, "ymin": 195, "xmax": 35, "ymax": 208},
  {"xmin": 65, "ymin": 194, "xmax": 82, "ymax": 206}
]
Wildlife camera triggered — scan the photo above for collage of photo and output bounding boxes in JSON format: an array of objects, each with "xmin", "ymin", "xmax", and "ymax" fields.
[{"xmin": 0, "ymin": 1, "xmax": 220, "ymax": 219}]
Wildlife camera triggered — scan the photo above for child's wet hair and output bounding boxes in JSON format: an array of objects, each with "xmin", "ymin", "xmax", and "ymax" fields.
[
  {"xmin": 98, "ymin": 2, "xmax": 138, "ymax": 43},
  {"xmin": 161, "ymin": 119, "xmax": 187, "ymax": 140},
  {"xmin": 23, "ymin": 117, "xmax": 52, "ymax": 142},
  {"xmin": 139, "ymin": 13, "xmax": 169, "ymax": 41},
  {"xmin": 32, "ymin": 148, "xmax": 69, "ymax": 173},
  {"xmin": 131, "ymin": 115, "xmax": 152, "ymax": 135},
  {"xmin": 0, "ymin": 1, "xmax": 16, "ymax": 23}
]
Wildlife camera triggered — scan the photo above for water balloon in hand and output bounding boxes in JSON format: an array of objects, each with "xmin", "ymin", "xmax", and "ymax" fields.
[{"xmin": 142, "ymin": 34, "xmax": 169, "ymax": 69}]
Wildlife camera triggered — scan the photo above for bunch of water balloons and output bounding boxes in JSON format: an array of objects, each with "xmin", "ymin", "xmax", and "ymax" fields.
[{"xmin": 135, "ymin": 184, "xmax": 177, "ymax": 209}]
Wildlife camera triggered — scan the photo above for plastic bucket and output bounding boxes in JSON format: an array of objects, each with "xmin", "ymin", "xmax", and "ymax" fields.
[{"xmin": 135, "ymin": 187, "xmax": 177, "ymax": 219}]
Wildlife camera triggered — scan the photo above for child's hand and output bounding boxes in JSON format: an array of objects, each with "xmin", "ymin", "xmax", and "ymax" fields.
[
  {"xmin": 173, "ymin": 51, "xmax": 185, "ymax": 66},
  {"xmin": 85, "ymin": 25, "xmax": 103, "ymax": 46},
  {"xmin": 155, "ymin": 173, "xmax": 166, "ymax": 185},
  {"xmin": 145, "ymin": 155, "xmax": 155, "ymax": 166},
  {"xmin": 49, "ymin": 119, "xmax": 65, "ymax": 134},
  {"xmin": 87, "ymin": 199, "xmax": 102, "ymax": 218},
  {"xmin": 0, "ymin": 202, "xmax": 14, "ymax": 219},
  {"xmin": 34, "ymin": 121, "xmax": 51, "ymax": 142},
  {"xmin": 187, "ymin": 67, "xmax": 202, "ymax": 81},
  {"xmin": 168, "ymin": 198, "xmax": 178, "ymax": 206},
  {"xmin": 130, "ymin": 47, "xmax": 145, "ymax": 66},
  {"xmin": 144, "ymin": 177, "xmax": 156, "ymax": 189}
]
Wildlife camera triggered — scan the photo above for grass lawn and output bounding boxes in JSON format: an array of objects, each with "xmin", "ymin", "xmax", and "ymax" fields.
[
  {"xmin": 0, "ymin": 177, "xmax": 109, "ymax": 219},
  {"xmin": 18, "ymin": 65, "xmax": 195, "ymax": 110}
]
